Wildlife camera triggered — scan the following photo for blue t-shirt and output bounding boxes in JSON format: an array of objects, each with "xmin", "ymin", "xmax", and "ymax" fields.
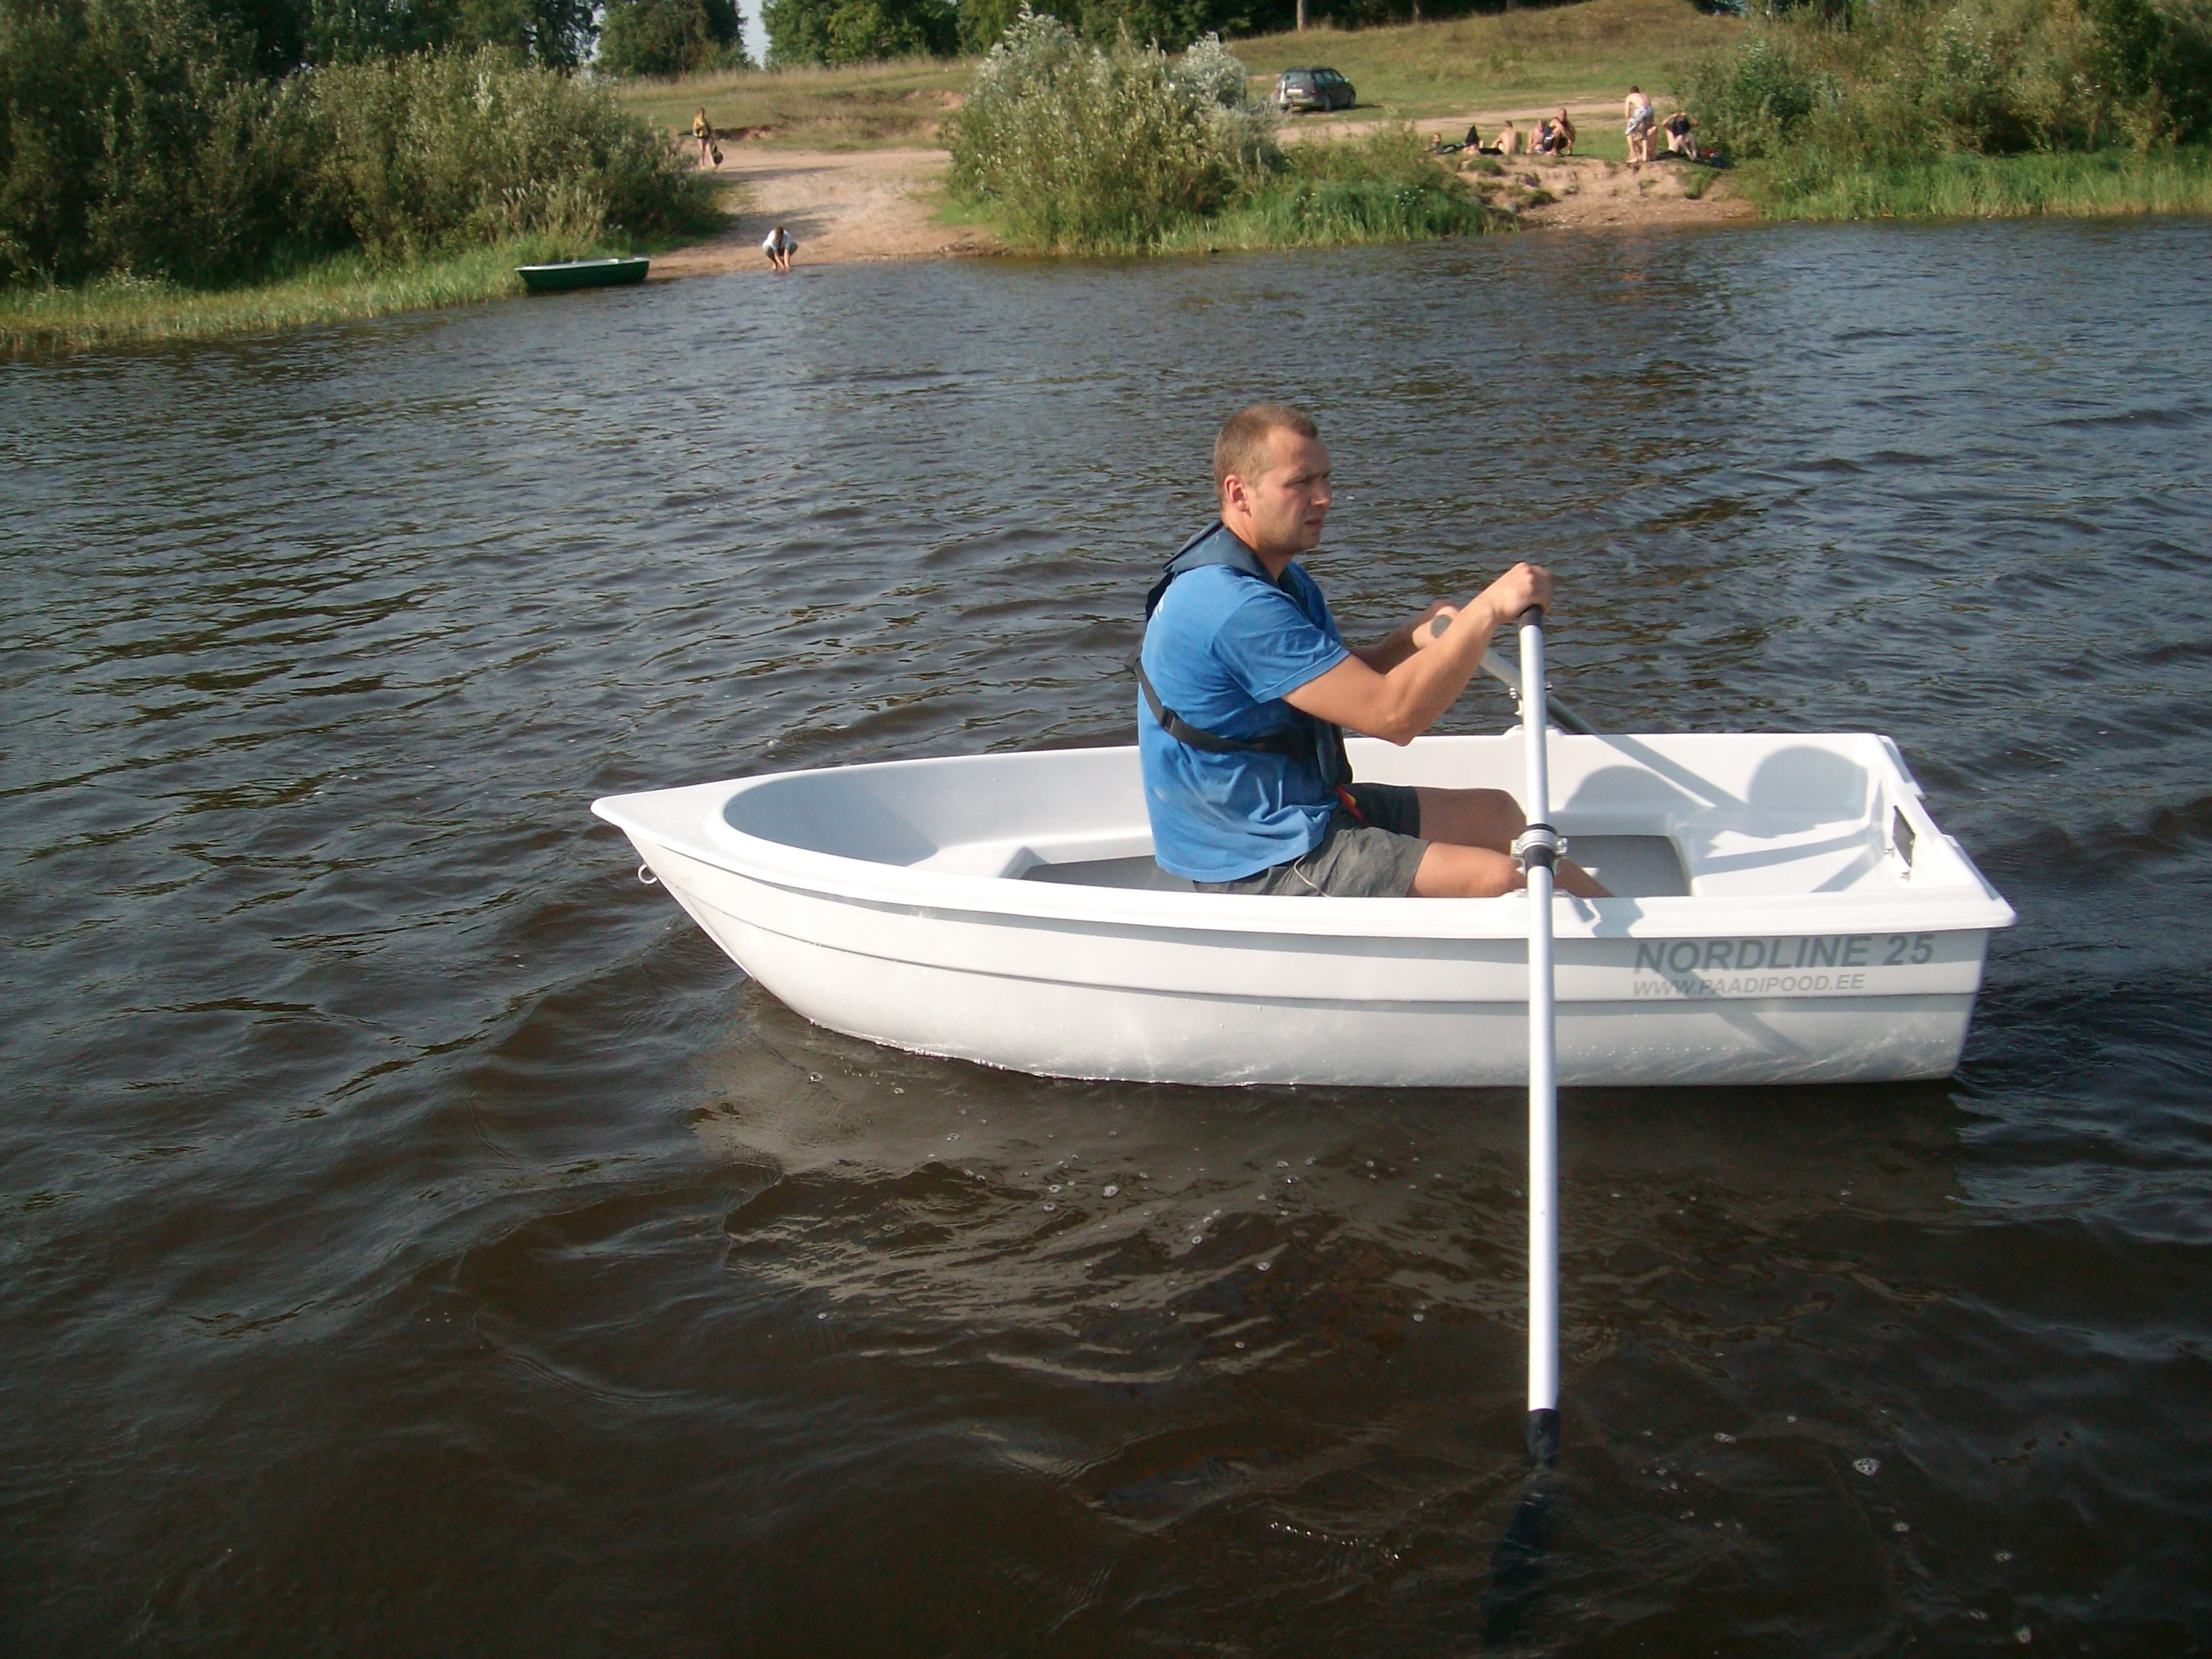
[{"xmin": 1138, "ymin": 539, "xmax": 1351, "ymax": 882}]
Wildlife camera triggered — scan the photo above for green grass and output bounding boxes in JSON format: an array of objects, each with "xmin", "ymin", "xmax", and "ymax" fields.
[
  {"xmin": 0, "ymin": 215, "xmax": 733, "ymax": 355},
  {"xmin": 1231, "ymin": 0, "xmax": 1742, "ymax": 121},
  {"xmin": 1744, "ymin": 147, "xmax": 2212, "ymax": 222},
  {"xmin": 610, "ymin": 57, "xmax": 971, "ymax": 149},
  {"xmin": 1152, "ymin": 163, "xmax": 1508, "ymax": 251}
]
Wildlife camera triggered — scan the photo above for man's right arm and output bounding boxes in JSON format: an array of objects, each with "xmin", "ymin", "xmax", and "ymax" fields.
[{"xmin": 1282, "ymin": 562, "xmax": 1552, "ymax": 745}]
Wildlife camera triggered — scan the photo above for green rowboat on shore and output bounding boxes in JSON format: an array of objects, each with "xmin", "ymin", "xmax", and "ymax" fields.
[{"xmin": 517, "ymin": 258, "xmax": 650, "ymax": 295}]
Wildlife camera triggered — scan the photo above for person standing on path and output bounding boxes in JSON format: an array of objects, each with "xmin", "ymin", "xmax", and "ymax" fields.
[
  {"xmin": 693, "ymin": 108, "xmax": 713, "ymax": 167},
  {"xmin": 1624, "ymin": 86, "xmax": 1656, "ymax": 165},
  {"xmin": 762, "ymin": 225, "xmax": 796, "ymax": 273}
]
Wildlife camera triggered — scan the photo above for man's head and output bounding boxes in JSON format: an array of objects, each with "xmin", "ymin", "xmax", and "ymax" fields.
[{"xmin": 1214, "ymin": 403, "xmax": 1332, "ymax": 565}]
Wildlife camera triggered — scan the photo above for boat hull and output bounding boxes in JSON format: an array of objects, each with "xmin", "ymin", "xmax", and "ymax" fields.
[
  {"xmin": 595, "ymin": 735, "xmax": 2015, "ymax": 1089},
  {"xmin": 634, "ymin": 840, "xmax": 1985, "ymax": 1086},
  {"xmin": 518, "ymin": 257, "xmax": 650, "ymax": 293}
]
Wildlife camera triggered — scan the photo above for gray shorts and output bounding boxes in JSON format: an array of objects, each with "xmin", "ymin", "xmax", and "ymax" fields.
[{"xmin": 1196, "ymin": 783, "xmax": 1427, "ymax": 898}]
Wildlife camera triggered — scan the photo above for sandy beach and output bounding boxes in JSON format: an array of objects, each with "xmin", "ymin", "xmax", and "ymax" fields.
[{"xmin": 651, "ymin": 147, "xmax": 997, "ymax": 277}]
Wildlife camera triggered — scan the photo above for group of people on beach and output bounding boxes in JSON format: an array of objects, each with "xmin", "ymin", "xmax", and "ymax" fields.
[
  {"xmin": 1437, "ymin": 91, "xmax": 1698, "ymax": 168},
  {"xmin": 696, "ymin": 106, "xmax": 800, "ymax": 273},
  {"xmin": 1435, "ymin": 107, "xmax": 1576, "ymax": 157}
]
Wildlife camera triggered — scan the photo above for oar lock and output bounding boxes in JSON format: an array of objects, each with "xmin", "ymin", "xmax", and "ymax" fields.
[{"xmin": 1513, "ymin": 823, "xmax": 1565, "ymax": 872}]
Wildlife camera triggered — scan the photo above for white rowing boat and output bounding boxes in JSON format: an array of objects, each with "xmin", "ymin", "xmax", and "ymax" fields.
[
  {"xmin": 594, "ymin": 628, "xmax": 1993, "ymax": 1460},
  {"xmin": 593, "ymin": 728, "xmax": 2013, "ymax": 1088}
]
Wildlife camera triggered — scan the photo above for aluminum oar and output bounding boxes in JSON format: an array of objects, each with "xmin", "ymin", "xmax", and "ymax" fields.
[{"xmin": 1513, "ymin": 605, "xmax": 1563, "ymax": 1467}]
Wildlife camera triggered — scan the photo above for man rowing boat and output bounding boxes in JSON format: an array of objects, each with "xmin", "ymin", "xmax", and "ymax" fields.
[{"xmin": 1136, "ymin": 403, "xmax": 1607, "ymax": 899}]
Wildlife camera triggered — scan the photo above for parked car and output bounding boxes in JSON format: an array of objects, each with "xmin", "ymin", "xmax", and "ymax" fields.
[{"xmin": 1274, "ymin": 67, "xmax": 1355, "ymax": 113}]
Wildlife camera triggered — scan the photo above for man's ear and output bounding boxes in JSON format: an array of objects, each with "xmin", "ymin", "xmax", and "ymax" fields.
[{"xmin": 1220, "ymin": 473, "xmax": 1248, "ymax": 517}]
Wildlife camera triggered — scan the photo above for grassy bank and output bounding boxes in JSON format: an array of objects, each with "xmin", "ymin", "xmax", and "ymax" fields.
[
  {"xmin": 1681, "ymin": 0, "xmax": 2212, "ymax": 223},
  {"xmin": 612, "ymin": 57, "xmax": 970, "ymax": 147},
  {"xmin": 612, "ymin": 0, "xmax": 1741, "ymax": 150},
  {"xmin": 1153, "ymin": 134, "xmax": 1510, "ymax": 251},
  {"xmin": 0, "ymin": 221, "xmax": 726, "ymax": 356},
  {"xmin": 1743, "ymin": 146, "xmax": 2212, "ymax": 221}
]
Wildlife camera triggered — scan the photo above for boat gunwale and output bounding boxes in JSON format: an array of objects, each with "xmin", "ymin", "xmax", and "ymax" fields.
[
  {"xmin": 592, "ymin": 737, "xmax": 2018, "ymax": 944},
  {"xmin": 515, "ymin": 257, "xmax": 649, "ymax": 274}
]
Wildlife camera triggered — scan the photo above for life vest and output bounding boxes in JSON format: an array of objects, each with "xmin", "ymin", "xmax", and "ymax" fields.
[{"xmin": 1134, "ymin": 522, "xmax": 1352, "ymax": 791}]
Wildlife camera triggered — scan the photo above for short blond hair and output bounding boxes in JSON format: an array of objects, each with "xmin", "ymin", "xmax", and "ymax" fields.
[{"xmin": 1214, "ymin": 403, "xmax": 1319, "ymax": 495}]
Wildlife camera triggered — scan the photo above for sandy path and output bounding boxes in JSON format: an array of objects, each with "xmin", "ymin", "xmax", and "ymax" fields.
[
  {"xmin": 652, "ymin": 106, "xmax": 1748, "ymax": 279},
  {"xmin": 1299, "ymin": 98, "xmax": 1621, "ymax": 144},
  {"xmin": 651, "ymin": 147, "xmax": 995, "ymax": 278}
]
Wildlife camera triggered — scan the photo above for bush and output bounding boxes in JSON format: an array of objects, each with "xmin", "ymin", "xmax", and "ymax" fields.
[
  {"xmin": 0, "ymin": 0, "xmax": 314, "ymax": 285},
  {"xmin": 1169, "ymin": 125, "xmax": 1504, "ymax": 249},
  {"xmin": 949, "ymin": 20, "xmax": 1496, "ymax": 253},
  {"xmin": 595, "ymin": 0, "xmax": 751, "ymax": 77},
  {"xmin": 948, "ymin": 10, "xmax": 1274, "ymax": 249},
  {"xmin": 310, "ymin": 49, "xmax": 718, "ymax": 262},
  {"xmin": 0, "ymin": 8, "xmax": 717, "ymax": 288},
  {"xmin": 1683, "ymin": 0, "xmax": 2212, "ymax": 197},
  {"xmin": 1677, "ymin": 33, "xmax": 1830, "ymax": 161},
  {"xmin": 760, "ymin": 0, "xmax": 956, "ymax": 64}
]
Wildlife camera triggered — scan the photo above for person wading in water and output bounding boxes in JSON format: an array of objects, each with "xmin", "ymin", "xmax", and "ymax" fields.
[{"xmin": 1135, "ymin": 403, "xmax": 1609, "ymax": 899}]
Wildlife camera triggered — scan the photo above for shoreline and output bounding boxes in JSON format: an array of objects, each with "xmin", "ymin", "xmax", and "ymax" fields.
[
  {"xmin": 14, "ymin": 138, "xmax": 2207, "ymax": 352},
  {"xmin": 659, "ymin": 119, "xmax": 1752, "ymax": 280}
]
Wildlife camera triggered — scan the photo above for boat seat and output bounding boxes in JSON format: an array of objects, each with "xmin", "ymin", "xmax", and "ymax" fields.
[
  {"xmin": 1568, "ymin": 835, "xmax": 1689, "ymax": 899},
  {"xmin": 1021, "ymin": 856, "xmax": 1195, "ymax": 892}
]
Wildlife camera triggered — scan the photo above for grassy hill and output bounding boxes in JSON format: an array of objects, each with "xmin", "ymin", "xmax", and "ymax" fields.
[
  {"xmin": 610, "ymin": 0, "xmax": 1743, "ymax": 148},
  {"xmin": 1230, "ymin": 0, "xmax": 1743, "ymax": 119},
  {"xmin": 611, "ymin": 58, "xmax": 970, "ymax": 149}
]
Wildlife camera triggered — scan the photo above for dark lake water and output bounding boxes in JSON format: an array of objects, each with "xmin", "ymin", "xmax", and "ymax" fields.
[{"xmin": 5, "ymin": 217, "xmax": 2211, "ymax": 1656}]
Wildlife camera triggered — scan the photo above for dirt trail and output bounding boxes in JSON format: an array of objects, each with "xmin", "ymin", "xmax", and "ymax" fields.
[{"xmin": 653, "ymin": 107, "xmax": 1748, "ymax": 279}]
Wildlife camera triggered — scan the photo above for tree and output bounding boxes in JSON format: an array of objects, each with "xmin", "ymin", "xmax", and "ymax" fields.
[
  {"xmin": 762, "ymin": 0, "xmax": 955, "ymax": 64},
  {"xmin": 293, "ymin": 0, "xmax": 600, "ymax": 68},
  {"xmin": 958, "ymin": 0, "xmax": 1259, "ymax": 56},
  {"xmin": 596, "ymin": 0, "xmax": 749, "ymax": 76}
]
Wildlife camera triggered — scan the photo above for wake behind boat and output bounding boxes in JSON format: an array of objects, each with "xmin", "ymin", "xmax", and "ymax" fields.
[{"xmin": 592, "ymin": 728, "xmax": 2014, "ymax": 1088}]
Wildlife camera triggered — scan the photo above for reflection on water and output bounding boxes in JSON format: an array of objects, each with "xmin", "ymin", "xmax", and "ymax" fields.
[{"xmin": 3, "ymin": 216, "xmax": 2211, "ymax": 1654}]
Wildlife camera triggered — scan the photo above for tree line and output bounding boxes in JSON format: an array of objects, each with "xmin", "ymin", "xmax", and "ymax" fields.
[
  {"xmin": 0, "ymin": 0, "xmax": 715, "ymax": 287},
  {"xmin": 762, "ymin": 0, "xmax": 1538, "ymax": 68}
]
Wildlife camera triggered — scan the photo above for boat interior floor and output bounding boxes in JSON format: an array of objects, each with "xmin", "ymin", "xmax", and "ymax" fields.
[{"xmin": 1018, "ymin": 834, "xmax": 1692, "ymax": 897}]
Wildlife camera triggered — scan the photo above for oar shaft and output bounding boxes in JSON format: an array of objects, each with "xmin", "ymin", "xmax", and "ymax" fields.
[
  {"xmin": 1517, "ymin": 611, "xmax": 1561, "ymax": 1465},
  {"xmin": 1483, "ymin": 651, "xmax": 1597, "ymax": 737}
]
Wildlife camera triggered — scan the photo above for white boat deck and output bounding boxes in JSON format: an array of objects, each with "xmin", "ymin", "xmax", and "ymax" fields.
[{"xmin": 735, "ymin": 732, "xmax": 1965, "ymax": 912}]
